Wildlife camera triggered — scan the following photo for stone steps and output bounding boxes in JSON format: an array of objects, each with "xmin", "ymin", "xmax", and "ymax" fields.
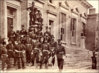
[{"xmin": 64, "ymin": 45, "xmax": 92, "ymax": 68}]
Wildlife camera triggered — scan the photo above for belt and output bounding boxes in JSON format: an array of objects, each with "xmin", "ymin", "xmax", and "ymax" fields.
[
  {"xmin": 2, "ymin": 54, "xmax": 8, "ymax": 56},
  {"xmin": 8, "ymin": 50, "xmax": 13, "ymax": 51}
]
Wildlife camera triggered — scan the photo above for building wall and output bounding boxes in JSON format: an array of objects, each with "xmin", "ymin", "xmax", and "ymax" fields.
[
  {"xmin": 86, "ymin": 12, "xmax": 99, "ymax": 51},
  {"xmin": 0, "ymin": 0, "xmax": 91, "ymax": 49},
  {"xmin": 0, "ymin": 0, "xmax": 21, "ymax": 42}
]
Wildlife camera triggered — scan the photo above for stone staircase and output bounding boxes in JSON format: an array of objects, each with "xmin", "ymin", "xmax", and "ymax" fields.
[{"xmin": 64, "ymin": 45, "xmax": 93, "ymax": 69}]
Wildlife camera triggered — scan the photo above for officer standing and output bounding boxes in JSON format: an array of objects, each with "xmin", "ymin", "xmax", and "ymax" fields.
[
  {"xmin": 15, "ymin": 40, "xmax": 25, "ymax": 69},
  {"xmin": 26, "ymin": 35, "xmax": 32, "ymax": 64},
  {"xmin": 6, "ymin": 40, "xmax": 14, "ymax": 68},
  {"xmin": 56, "ymin": 40, "xmax": 66, "ymax": 72}
]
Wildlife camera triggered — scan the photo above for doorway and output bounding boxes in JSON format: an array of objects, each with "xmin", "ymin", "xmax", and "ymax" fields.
[{"xmin": 7, "ymin": 6, "xmax": 16, "ymax": 37}]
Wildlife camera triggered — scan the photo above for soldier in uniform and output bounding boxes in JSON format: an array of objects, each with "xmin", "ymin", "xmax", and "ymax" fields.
[
  {"xmin": 50, "ymin": 38, "xmax": 56, "ymax": 66},
  {"xmin": 42, "ymin": 40, "xmax": 50, "ymax": 69},
  {"xmin": 8, "ymin": 25, "xmax": 16, "ymax": 45},
  {"xmin": 27, "ymin": 2, "xmax": 36, "ymax": 25},
  {"xmin": 0, "ymin": 40, "xmax": 9, "ymax": 70},
  {"xmin": 29, "ymin": 28, "xmax": 36, "ymax": 39},
  {"xmin": 91, "ymin": 51, "xmax": 97, "ymax": 69},
  {"xmin": 15, "ymin": 40, "xmax": 25, "ymax": 69},
  {"xmin": 31, "ymin": 39, "xmax": 40, "ymax": 66},
  {"xmin": 36, "ymin": 10, "xmax": 43, "ymax": 25},
  {"xmin": 20, "ymin": 25, "xmax": 27, "ymax": 44},
  {"xmin": 44, "ymin": 27, "xmax": 52, "ymax": 43},
  {"xmin": 26, "ymin": 34, "xmax": 33, "ymax": 64},
  {"xmin": 56, "ymin": 40, "xmax": 66, "ymax": 72},
  {"xmin": 15, "ymin": 30, "xmax": 20, "ymax": 42},
  {"xmin": 6, "ymin": 40, "xmax": 14, "ymax": 68},
  {"xmin": 20, "ymin": 25, "xmax": 27, "ymax": 37}
]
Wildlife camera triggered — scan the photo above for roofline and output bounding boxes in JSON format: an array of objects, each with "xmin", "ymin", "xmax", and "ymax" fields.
[{"xmin": 80, "ymin": 0, "xmax": 93, "ymax": 8}]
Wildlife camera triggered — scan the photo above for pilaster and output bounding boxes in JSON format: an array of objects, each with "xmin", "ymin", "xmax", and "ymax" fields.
[{"xmin": 0, "ymin": 0, "xmax": 7, "ymax": 41}]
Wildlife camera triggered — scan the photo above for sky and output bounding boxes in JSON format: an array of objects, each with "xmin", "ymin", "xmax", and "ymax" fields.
[{"xmin": 87, "ymin": 0, "xmax": 99, "ymax": 13}]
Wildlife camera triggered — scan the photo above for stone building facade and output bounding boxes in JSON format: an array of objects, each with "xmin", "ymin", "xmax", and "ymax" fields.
[
  {"xmin": 86, "ymin": 8, "xmax": 99, "ymax": 51},
  {"xmin": 0, "ymin": 0, "xmax": 92, "ymax": 49}
]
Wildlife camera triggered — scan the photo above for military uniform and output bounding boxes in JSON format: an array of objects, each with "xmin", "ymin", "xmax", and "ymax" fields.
[
  {"xmin": 6, "ymin": 41, "xmax": 14, "ymax": 68},
  {"xmin": 26, "ymin": 35, "xmax": 33, "ymax": 63},
  {"xmin": 91, "ymin": 52, "xmax": 97, "ymax": 69},
  {"xmin": 44, "ymin": 31, "xmax": 52, "ymax": 43},
  {"xmin": 42, "ymin": 42, "xmax": 50, "ymax": 68},
  {"xmin": 31, "ymin": 40, "xmax": 41, "ymax": 66},
  {"xmin": 20, "ymin": 26, "xmax": 27, "ymax": 36},
  {"xmin": 56, "ymin": 43, "xmax": 66, "ymax": 70},
  {"xmin": 0, "ymin": 42, "xmax": 9, "ymax": 70},
  {"xmin": 27, "ymin": 2, "xmax": 36, "ymax": 25},
  {"xmin": 8, "ymin": 30, "xmax": 16, "ymax": 44},
  {"xmin": 15, "ymin": 42, "xmax": 25, "ymax": 69},
  {"xmin": 8, "ymin": 26, "xmax": 16, "ymax": 45}
]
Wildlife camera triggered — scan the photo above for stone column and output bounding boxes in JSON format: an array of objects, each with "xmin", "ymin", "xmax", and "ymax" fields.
[{"xmin": 0, "ymin": 0, "xmax": 7, "ymax": 41}]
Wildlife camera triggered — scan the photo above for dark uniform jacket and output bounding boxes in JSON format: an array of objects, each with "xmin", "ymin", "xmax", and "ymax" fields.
[
  {"xmin": 8, "ymin": 30, "xmax": 16, "ymax": 42},
  {"xmin": 56, "ymin": 45, "xmax": 66, "ymax": 59},
  {"xmin": 20, "ymin": 29, "xmax": 27, "ymax": 37},
  {"xmin": 6, "ymin": 43, "xmax": 14, "ymax": 58},
  {"xmin": 0, "ymin": 45, "xmax": 8, "ymax": 59},
  {"xmin": 15, "ymin": 43, "xmax": 25, "ymax": 57}
]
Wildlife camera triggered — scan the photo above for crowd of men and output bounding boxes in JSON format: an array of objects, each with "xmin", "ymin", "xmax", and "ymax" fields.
[
  {"xmin": 0, "ymin": 25, "xmax": 66, "ymax": 71},
  {"xmin": 0, "ymin": 1, "xmax": 66, "ymax": 71}
]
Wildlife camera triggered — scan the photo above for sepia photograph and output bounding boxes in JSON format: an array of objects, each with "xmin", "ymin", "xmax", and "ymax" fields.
[{"xmin": 0, "ymin": 0, "xmax": 99, "ymax": 73}]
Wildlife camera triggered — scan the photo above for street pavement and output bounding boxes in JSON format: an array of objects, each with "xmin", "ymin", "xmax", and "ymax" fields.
[{"xmin": 0, "ymin": 64, "xmax": 98, "ymax": 73}]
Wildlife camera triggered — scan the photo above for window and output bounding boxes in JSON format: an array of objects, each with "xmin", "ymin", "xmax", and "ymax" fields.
[
  {"xmin": 71, "ymin": 18, "xmax": 76, "ymax": 36},
  {"xmin": 49, "ymin": 20, "xmax": 54, "ymax": 34},
  {"xmin": 70, "ymin": 18, "xmax": 76, "ymax": 44},
  {"xmin": 49, "ymin": 20, "xmax": 53, "ymax": 25},
  {"xmin": 49, "ymin": 0, "xmax": 52, "ymax": 3},
  {"xmin": 60, "ymin": 28, "xmax": 64, "ymax": 40},
  {"xmin": 60, "ymin": 13, "xmax": 66, "ymax": 41},
  {"xmin": 75, "ymin": 8, "xmax": 79, "ymax": 13},
  {"xmin": 81, "ymin": 22, "xmax": 86, "ymax": 36}
]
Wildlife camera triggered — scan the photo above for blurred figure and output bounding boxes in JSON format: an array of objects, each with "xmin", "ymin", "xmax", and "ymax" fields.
[
  {"xmin": 20, "ymin": 25, "xmax": 27, "ymax": 38},
  {"xmin": 56, "ymin": 40, "xmax": 66, "ymax": 72},
  {"xmin": 91, "ymin": 51, "xmax": 97, "ymax": 69},
  {"xmin": 0, "ymin": 40, "xmax": 9, "ymax": 71},
  {"xmin": 8, "ymin": 25, "xmax": 16, "ymax": 45},
  {"xmin": 6, "ymin": 40, "xmax": 14, "ymax": 68}
]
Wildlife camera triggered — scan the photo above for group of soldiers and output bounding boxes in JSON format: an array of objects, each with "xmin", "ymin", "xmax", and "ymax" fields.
[
  {"xmin": 0, "ymin": 25, "xmax": 66, "ymax": 71},
  {"xmin": 0, "ymin": 1, "xmax": 66, "ymax": 71}
]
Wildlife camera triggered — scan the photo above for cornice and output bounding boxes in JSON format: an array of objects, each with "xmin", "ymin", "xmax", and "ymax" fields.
[{"xmin": 79, "ymin": 0, "xmax": 93, "ymax": 8}]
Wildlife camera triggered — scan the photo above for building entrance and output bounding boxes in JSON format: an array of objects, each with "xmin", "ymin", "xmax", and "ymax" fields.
[{"xmin": 7, "ymin": 6, "xmax": 16, "ymax": 37}]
